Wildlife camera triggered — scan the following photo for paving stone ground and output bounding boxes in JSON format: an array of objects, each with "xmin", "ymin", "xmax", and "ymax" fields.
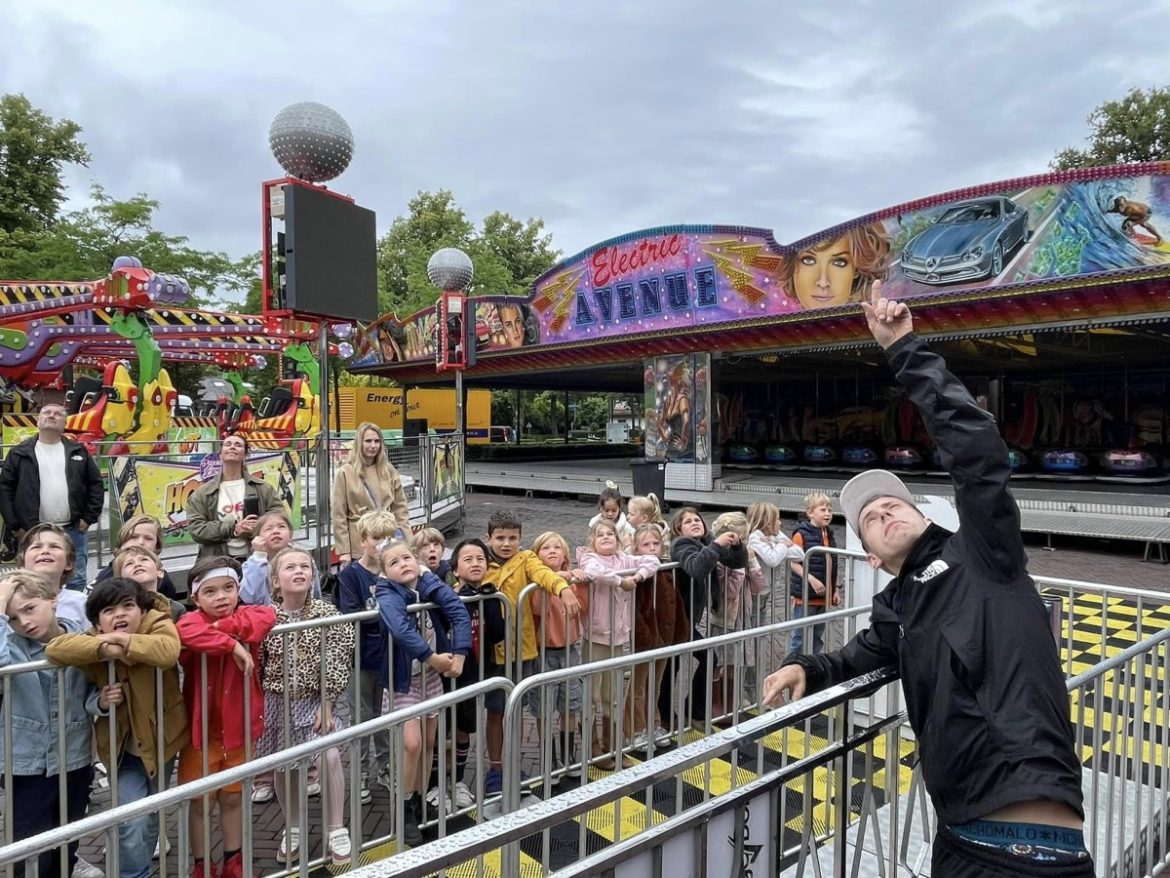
[{"xmin": 42, "ymin": 488, "xmax": 1170, "ymax": 875}]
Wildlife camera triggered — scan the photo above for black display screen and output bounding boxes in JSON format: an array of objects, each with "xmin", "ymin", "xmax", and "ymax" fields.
[{"xmin": 284, "ymin": 184, "xmax": 378, "ymax": 322}]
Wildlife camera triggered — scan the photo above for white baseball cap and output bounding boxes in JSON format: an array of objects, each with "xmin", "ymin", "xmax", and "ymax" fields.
[{"xmin": 839, "ymin": 469, "xmax": 916, "ymax": 537}]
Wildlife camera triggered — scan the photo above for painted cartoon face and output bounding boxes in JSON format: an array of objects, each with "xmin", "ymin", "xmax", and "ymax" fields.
[
  {"xmin": 498, "ymin": 305, "xmax": 524, "ymax": 348},
  {"xmin": 793, "ymin": 235, "xmax": 855, "ymax": 309}
]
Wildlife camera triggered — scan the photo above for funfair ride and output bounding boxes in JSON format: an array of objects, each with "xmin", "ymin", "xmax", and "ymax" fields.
[{"xmin": 0, "ymin": 256, "xmax": 331, "ymax": 453}]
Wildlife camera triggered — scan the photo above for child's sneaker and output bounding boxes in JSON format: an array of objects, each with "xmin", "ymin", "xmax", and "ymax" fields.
[
  {"xmin": 424, "ymin": 786, "xmax": 446, "ymax": 811},
  {"xmin": 328, "ymin": 828, "xmax": 352, "ymax": 865},
  {"xmin": 276, "ymin": 826, "xmax": 300, "ymax": 864},
  {"xmin": 188, "ymin": 860, "xmax": 220, "ymax": 878},
  {"xmin": 250, "ymin": 784, "xmax": 274, "ymax": 804},
  {"xmin": 306, "ymin": 781, "xmax": 322, "ymax": 798},
  {"xmin": 359, "ymin": 773, "xmax": 372, "ymax": 804},
  {"xmin": 72, "ymin": 858, "xmax": 104, "ymax": 878},
  {"xmin": 220, "ymin": 852, "xmax": 251, "ymax": 878},
  {"xmin": 451, "ymin": 781, "xmax": 475, "ymax": 808},
  {"xmin": 484, "ymin": 768, "xmax": 503, "ymax": 795},
  {"xmin": 376, "ymin": 766, "xmax": 393, "ymax": 791}
]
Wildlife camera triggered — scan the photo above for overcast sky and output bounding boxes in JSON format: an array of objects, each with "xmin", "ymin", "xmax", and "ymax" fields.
[{"xmin": 4, "ymin": 0, "xmax": 1169, "ymax": 286}]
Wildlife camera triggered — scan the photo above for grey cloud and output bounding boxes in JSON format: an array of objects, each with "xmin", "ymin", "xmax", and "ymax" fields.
[{"xmin": 2, "ymin": 0, "xmax": 1166, "ymax": 283}]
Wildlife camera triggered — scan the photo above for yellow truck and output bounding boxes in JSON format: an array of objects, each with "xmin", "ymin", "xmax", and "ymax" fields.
[{"xmin": 332, "ymin": 387, "xmax": 492, "ymax": 443}]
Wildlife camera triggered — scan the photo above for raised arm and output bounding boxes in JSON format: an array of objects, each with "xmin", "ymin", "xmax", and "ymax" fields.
[{"xmin": 864, "ymin": 280, "xmax": 1025, "ymax": 576}]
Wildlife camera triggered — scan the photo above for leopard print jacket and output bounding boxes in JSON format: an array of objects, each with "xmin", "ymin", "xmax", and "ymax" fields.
[{"xmin": 259, "ymin": 598, "xmax": 356, "ymax": 699}]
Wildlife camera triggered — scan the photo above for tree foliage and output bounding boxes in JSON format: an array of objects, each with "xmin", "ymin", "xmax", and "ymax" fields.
[
  {"xmin": 0, "ymin": 184, "xmax": 256, "ymax": 300},
  {"xmin": 376, "ymin": 190, "xmax": 559, "ymax": 318},
  {"xmin": 0, "ymin": 94, "xmax": 90, "ymax": 234},
  {"xmin": 1052, "ymin": 86, "xmax": 1170, "ymax": 169}
]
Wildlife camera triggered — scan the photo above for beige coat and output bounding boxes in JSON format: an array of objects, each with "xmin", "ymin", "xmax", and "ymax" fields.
[
  {"xmin": 331, "ymin": 461, "xmax": 409, "ymax": 557},
  {"xmin": 46, "ymin": 596, "xmax": 188, "ymax": 778}
]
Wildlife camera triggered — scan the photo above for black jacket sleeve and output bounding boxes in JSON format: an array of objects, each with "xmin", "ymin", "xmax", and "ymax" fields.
[
  {"xmin": 80, "ymin": 449, "xmax": 104, "ymax": 525},
  {"xmin": 671, "ymin": 537, "xmax": 721, "ymax": 580},
  {"xmin": 785, "ymin": 624, "xmax": 898, "ymax": 694},
  {"xmin": 0, "ymin": 451, "xmax": 21, "ymax": 531},
  {"xmin": 886, "ymin": 333, "xmax": 1027, "ymax": 578}
]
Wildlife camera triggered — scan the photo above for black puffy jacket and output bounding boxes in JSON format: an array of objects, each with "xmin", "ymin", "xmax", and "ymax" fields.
[
  {"xmin": 670, "ymin": 536, "xmax": 746, "ymax": 628},
  {"xmin": 785, "ymin": 333, "xmax": 1083, "ymax": 827}
]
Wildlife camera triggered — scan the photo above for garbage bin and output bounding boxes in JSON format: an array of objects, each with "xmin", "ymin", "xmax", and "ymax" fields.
[{"xmin": 629, "ymin": 458, "xmax": 668, "ymax": 509}]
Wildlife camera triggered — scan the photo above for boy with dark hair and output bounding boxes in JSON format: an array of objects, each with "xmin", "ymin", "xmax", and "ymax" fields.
[
  {"xmin": 176, "ymin": 556, "xmax": 277, "ymax": 878},
  {"xmin": 449, "ymin": 538, "xmax": 506, "ymax": 805},
  {"xmin": 47, "ymin": 578, "xmax": 188, "ymax": 878},
  {"xmin": 764, "ymin": 281, "xmax": 1092, "ymax": 876},
  {"xmin": 481, "ymin": 510, "xmax": 581, "ymax": 794}
]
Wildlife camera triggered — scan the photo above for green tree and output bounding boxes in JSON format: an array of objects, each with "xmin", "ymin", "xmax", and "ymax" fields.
[
  {"xmin": 376, "ymin": 189, "xmax": 560, "ymax": 318},
  {"xmin": 1052, "ymin": 86, "xmax": 1170, "ymax": 169},
  {"xmin": 0, "ymin": 93, "xmax": 90, "ymax": 234},
  {"xmin": 0, "ymin": 184, "xmax": 255, "ymax": 300},
  {"xmin": 574, "ymin": 394, "xmax": 611, "ymax": 431}
]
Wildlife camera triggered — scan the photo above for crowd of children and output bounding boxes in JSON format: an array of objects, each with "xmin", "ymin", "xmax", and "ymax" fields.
[{"xmin": 0, "ymin": 482, "xmax": 844, "ymax": 876}]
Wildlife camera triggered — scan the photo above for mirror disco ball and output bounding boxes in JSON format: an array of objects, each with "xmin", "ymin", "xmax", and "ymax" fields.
[
  {"xmin": 268, "ymin": 102, "xmax": 354, "ymax": 183},
  {"xmin": 427, "ymin": 248, "xmax": 474, "ymax": 291}
]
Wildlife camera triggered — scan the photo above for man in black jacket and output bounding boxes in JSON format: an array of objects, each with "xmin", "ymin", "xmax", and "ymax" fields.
[
  {"xmin": 763, "ymin": 282, "xmax": 1092, "ymax": 876},
  {"xmin": 0, "ymin": 405, "xmax": 104, "ymax": 591}
]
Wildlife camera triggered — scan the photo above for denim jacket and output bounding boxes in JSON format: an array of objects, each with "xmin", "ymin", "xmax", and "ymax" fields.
[{"xmin": 0, "ymin": 615, "xmax": 97, "ymax": 776}]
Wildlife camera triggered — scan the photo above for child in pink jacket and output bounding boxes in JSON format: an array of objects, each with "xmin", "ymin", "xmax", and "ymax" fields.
[{"xmin": 578, "ymin": 519, "xmax": 660, "ymax": 769}]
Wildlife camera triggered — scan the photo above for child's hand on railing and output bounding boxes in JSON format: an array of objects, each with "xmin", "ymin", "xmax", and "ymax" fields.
[{"xmin": 231, "ymin": 641, "xmax": 254, "ymax": 676}]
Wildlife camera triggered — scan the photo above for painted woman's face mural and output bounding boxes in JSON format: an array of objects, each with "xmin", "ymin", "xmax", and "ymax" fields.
[
  {"xmin": 792, "ymin": 235, "xmax": 856, "ymax": 308},
  {"xmin": 498, "ymin": 304, "xmax": 525, "ymax": 348}
]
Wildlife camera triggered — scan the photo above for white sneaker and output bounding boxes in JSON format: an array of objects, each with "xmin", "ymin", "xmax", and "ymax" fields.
[
  {"xmin": 359, "ymin": 773, "xmax": 372, "ymax": 804},
  {"xmin": 306, "ymin": 781, "xmax": 322, "ymax": 798},
  {"xmin": 72, "ymin": 858, "xmax": 104, "ymax": 878},
  {"xmin": 631, "ymin": 731, "xmax": 650, "ymax": 750},
  {"xmin": 276, "ymin": 826, "xmax": 300, "ymax": 863},
  {"xmin": 328, "ymin": 828, "xmax": 351, "ymax": 865},
  {"xmin": 451, "ymin": 781, "xmax": 474, "ymax": 808},
  {"xmin": 153, "ymin": 836, "xmax": 172, "ymax": 858},
  {"xmin": 653, "ymin": 726, "xmax": 672, "ymax": 745},
  {"xmin": 425, "ymin": 786, "xmax": 446, "ymax": 809},
  {"xmin": 251, "ymin": 783, "xmax": 275, "ymax": 803}
]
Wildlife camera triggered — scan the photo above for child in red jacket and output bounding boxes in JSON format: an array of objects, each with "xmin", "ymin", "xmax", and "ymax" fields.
[{"xmin": 176, "ymin": 556, "xmax": 277, "ymax": 878}]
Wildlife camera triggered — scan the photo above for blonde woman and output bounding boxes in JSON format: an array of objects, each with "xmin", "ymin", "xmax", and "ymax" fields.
[{"xmin": 331, "ymin": 422, "xmax": 410, "ymax": 564}]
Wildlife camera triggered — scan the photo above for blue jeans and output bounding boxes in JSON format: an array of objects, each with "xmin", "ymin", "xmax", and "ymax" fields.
[
  {"xmin": 65, "ymin": 525, "xmax": 88, "ymax": 592},
  {"xmin": 118, "ymin": 754, "xmax": 162, "ymax": 878},
  {"xmin": 789, "ymin": 603, "xmax": 826, "ymax": 655}
]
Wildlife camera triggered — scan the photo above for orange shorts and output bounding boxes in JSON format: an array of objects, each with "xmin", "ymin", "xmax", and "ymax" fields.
[{"xmin": 178, "ymin": 739, "xmax": 249, "ymax": 794}]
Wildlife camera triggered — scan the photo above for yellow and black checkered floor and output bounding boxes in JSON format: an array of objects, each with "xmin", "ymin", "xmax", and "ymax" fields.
[{"xmin": 266, "ymin": 591, "xmax": 1170, "ymax": 877}]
